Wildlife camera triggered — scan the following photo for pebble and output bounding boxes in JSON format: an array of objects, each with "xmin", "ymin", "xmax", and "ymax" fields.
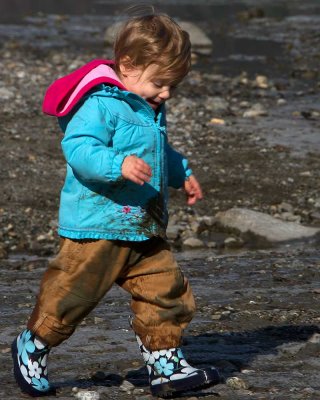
[
  {"xmin": 74, "ymin": 391, "xmax": 100, "ymax": 400},
  {"xmin": 209, "ymin": 117, "xmax": 226, "ymax": 125},
  {"xmin": 120, "ymin": 380, "xmax": 135, "ymax": 393},
  {"xmin": 277, "ymin": 342, "xmax": 306, "ymax": 356},
  {"xmin": 205, "ymin": 96, "xmax": 229, "ymax": 113},
  {"xmin": 277, "ymin": 98, "xmax": 287, "ymax": 105},
  {"xmin": 183, "ymin": 237, "xmax": 204, "ymax": 248},
  {"xmin": 130, "ymin": 388, "xmax": 143, "ymax": 395},
  {"xmin": 224, "ymin": 237, "xmax": 242, "ymax": 248},
  {"xmin": 255, "ymin": 75, "xmax": 269, "ymax": 89},
  {"xmin": 0, "ymin": 87, "xmax": 15, "ymax": 100},
  {"xmin": 166, "ymin": 224, "xmax": 181, "ymax": 240},
  {"xmin": 308, "ymin": 333, "xmax": 320, "ymax": 344},
  {"xmin": 1, "ymin": 347, "xmax": 11, "ymax": 354},
  {"xmin": 243, "ymin": 103, "xmax": 268, "ymax": 118},
  {"xmin": 226, "ymin": 376, "xmax": 248, "ymax": 390}
]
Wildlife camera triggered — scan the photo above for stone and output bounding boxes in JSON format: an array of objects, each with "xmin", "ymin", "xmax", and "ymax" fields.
[
  {"xmin": 308, "ymin": 333, "xmax": 320, "ymax": 344},
  {"xmin": 224, "ymin": 237, "xmax": 239, "ymax": 248},
  {"xmin": 120, "ymin": 380, "xmax": 135, "ymax": 393},
  {"xmin": 209, "ymin": 117, "xmax": 226, "ymax": 125},
  {"xmin": 214, "ymin": 208, "xmax": 320, "ymax": 242},
  {"xmin": 205, "ymin": 96, "xmax": 229, "ymax": 113},
  {"xmin": 74, "ymin": 391, "xmax": 100, "ymax": 400},
  {"xmin": 255, "ymin": 75, "xmax": 269, "ymax": 89},
  {"xmin": 243, "ymin": 103, "xmax": 268, "ymax": 118},
  {"xmin": 277, "ymin": 98, "xmax": 287, "ymax": 105},
  {"xmin": 183, "ymin": 237, "xmax": 204, "ymax": 248},
  {"xmin": 226, "ymin": 376, "xmax": 248, "ymax": 390},
  {"xmin": 166, "ymin": 224, "xmax": 182, "ymax": 240},
  {"xmin": 0, "ymin": 87, "xmax": 15, "ymax": 100},
  {"xmin": 277, "ymin": 342, "xmax": 306, "ymax": 356}
]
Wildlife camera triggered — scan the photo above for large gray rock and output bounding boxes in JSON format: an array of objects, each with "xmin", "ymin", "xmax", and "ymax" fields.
[
  {"xmin": 214, "ymin": 208, "xmax": 320, "ymax": 243},
  {"xmin": 104, "ymin": 21, "xmax": 212, "ymax": 55}
]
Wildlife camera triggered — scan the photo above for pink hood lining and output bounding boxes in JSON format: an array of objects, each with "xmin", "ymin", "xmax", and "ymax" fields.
[{"xmin": 42, "ymin": 59, "xmax": 127, "ymax": 117}]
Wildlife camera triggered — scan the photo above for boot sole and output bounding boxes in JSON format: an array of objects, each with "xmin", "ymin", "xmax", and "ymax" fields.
[
  {"xmin": 150, "ymin": 367, "xmax": 221, "ymax": 397},
  {"xmin": 11, "ymin": 338, "xmax": 56, "ymax": 397}
]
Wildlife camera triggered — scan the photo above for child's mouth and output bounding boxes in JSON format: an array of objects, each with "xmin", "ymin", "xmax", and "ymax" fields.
[{"xmin": 147, "ymin": 99, "xmax": 160, "ymax": 109}]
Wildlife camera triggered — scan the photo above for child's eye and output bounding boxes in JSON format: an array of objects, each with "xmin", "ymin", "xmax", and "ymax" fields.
[{"xmin": 153, "ymin": 82, "xmax": 163, "ymax": 88}]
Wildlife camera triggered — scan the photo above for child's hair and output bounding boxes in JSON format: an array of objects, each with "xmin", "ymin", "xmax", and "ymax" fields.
[{"xmin": 114, "ymin": 12, "xmax": 191, "ymax": 86}]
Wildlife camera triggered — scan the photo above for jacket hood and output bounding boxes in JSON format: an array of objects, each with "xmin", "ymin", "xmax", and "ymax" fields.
[{"xmin": 42, "ymin": 59, "xmax": 126, "ymax": 117}]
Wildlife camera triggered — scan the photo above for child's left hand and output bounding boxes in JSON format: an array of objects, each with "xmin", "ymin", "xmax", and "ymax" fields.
[{"xmin": 184, "ymin": 175, "xmax": 203, "ymax": 205}]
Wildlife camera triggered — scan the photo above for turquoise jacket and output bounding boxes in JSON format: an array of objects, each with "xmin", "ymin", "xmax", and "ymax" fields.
[{"xmin": 58, "ymin": 85, "xmax": 192, "ymax": 241}]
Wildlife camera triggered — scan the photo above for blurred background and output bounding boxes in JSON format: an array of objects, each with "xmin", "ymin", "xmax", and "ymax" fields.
[{"xmin": 1, "ymin": 0, "xmax": 319, "ymax": 77}]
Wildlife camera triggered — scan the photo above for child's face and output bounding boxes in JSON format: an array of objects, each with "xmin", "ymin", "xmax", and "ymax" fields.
[{"xmin": 119, "ymin": 63, "xmax": 175, "ymax": 110}]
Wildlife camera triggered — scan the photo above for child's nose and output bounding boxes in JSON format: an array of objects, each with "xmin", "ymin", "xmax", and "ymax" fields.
[{"xmin": 160, "ymin": 89, "xmax": 171, "ymax": 100}]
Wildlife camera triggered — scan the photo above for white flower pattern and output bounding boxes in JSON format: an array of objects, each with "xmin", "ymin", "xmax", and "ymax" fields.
[
  {"xmin": 14, "ymin": 329, "xmax": 52, "ymax": 394},
  {"xmin": 28, "ymin": 360, "xmax": 42, "ymax": 379}
]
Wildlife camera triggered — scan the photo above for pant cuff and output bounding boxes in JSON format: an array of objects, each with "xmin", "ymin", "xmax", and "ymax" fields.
[
  {"xmin": 132, "ymin": 320, "xmax": 182, "ymax": 351},
  {"xmin": 27, "ymin": 312, "xmax": 75, "ymax": 347}
]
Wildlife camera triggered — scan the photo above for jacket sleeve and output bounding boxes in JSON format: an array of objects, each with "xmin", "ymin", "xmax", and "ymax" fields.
[
  {"xmin": 166, "ymin": 142, "xmax": 193, "ymax": 189},
  {"xmin": 60, "ymin": 96, "xmax": 126, "ymax": 183}
]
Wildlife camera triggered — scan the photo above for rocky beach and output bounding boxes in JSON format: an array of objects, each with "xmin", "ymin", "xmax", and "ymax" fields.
[{"xmin": 0, "ymin": 1, "xmax": 320, "ymax": 399}]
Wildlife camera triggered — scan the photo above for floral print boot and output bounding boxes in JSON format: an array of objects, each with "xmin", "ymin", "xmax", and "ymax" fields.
[
  {"xmin": 11, "ymin": 329, "xmax": 55, "ymax": 397},
  {"xmin": 135, "ymin": 333, "xmax": 221, "ymax": 397}
]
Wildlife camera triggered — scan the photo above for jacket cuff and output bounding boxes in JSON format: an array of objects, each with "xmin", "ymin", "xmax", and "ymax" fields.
[
  {"xmin": 185, "ymin": 168, "xmax": 193, "ymax": 179},
  {"xmin": 182, "ymin": 158, "xmax": 193, "ymax": 179}
]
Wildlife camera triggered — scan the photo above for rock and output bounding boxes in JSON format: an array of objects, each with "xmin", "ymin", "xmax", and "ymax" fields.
[
  {"xmin": 209, "ymin": 117, "xmax": 226, "ymax": 126},
  {"xmin": 277, "ymin": 342, "xmax": 306, "ymax": 356},
  {"xmin": 74, "ymin": 391, "xmax": 100, "ymax": 400},
  {"xmin": 205, "ymin": 96, "xmax": 229, "ymax": 114},
  {"xmin": 214, "ymin": 208, "xmax": 320, "ymax": 243},
  {"xmin": 104, "ymin": 21, "xmax": 212, "ymax": 55},
  {"xmin": 200, "ymin": 216, "xmax": 215, "ymax": 227},
  {"xmin": 133, "ymin": 388, "xmax": 145, "ymax": 395},
  {"xmin": 243, "ymin": 103, "xmax": 268, "ymax": 118},
  {"xmin": 226, "ymin": 376, "xmax": 248, "ymax": 390},
  {"xmin": 277, "ymin": 202, "xmax": 294, "ymax": 213},
  {"xmin": 224, "ymin": 236, "xmax": 242, "ymax": 248},
  {"xmin": 308, "ymin": 333, "xmax": 320, "ymax": 344},
  {"xmin": 120, "ymin": 380, "xmax": 135, "ymax": 393},
  {"xmin": 277, "ymin": 98, "xmax": 287, "ymax": 105},
  {"xmin": 183, "ymin": 237, "xmax": 204, "ymax": 248},
  {"xmin": 0, "ymin": 87, "xmax": 15, "ymax": 100},
  {"xmin": 179, "ymin": 21, "xmax": 212, "ymax": 55},
  {"xmin": 254, "ymin": 75, "xmax": 269, "ymax": 89},
  {"xmin": 166, "ymin": 224, "xmax": 182, "ymax": 240}
]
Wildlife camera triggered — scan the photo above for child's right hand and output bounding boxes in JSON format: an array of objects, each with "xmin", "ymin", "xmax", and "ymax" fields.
[{"xmin": 122, "ymin": 155, "xmax": 152, "ymax": 185}]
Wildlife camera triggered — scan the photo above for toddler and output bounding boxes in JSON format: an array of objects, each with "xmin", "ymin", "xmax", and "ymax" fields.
[{"xmin": 11, "ymin": 11, "xmax": 221, "ymax": 398}]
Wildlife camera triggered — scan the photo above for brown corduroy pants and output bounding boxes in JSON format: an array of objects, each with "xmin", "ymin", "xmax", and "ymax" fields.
[{"xmin": 27, "ymin": 237, "xmax": 196, "ymax": 351}]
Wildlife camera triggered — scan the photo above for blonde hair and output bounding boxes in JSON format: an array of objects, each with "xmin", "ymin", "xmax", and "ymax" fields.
[{"xmin": 114, "ymin": 13, "xmax": 191, "ymax": 86}]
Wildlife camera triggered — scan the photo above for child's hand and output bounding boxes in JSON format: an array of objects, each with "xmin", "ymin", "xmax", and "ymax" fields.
[
  {"xmin": 122, "ymin": 155, "xmax": 152, "ymax": 185},
  {"xmin": 184, "ymin": 175, "xmax": 203, "ymax": 205}
]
